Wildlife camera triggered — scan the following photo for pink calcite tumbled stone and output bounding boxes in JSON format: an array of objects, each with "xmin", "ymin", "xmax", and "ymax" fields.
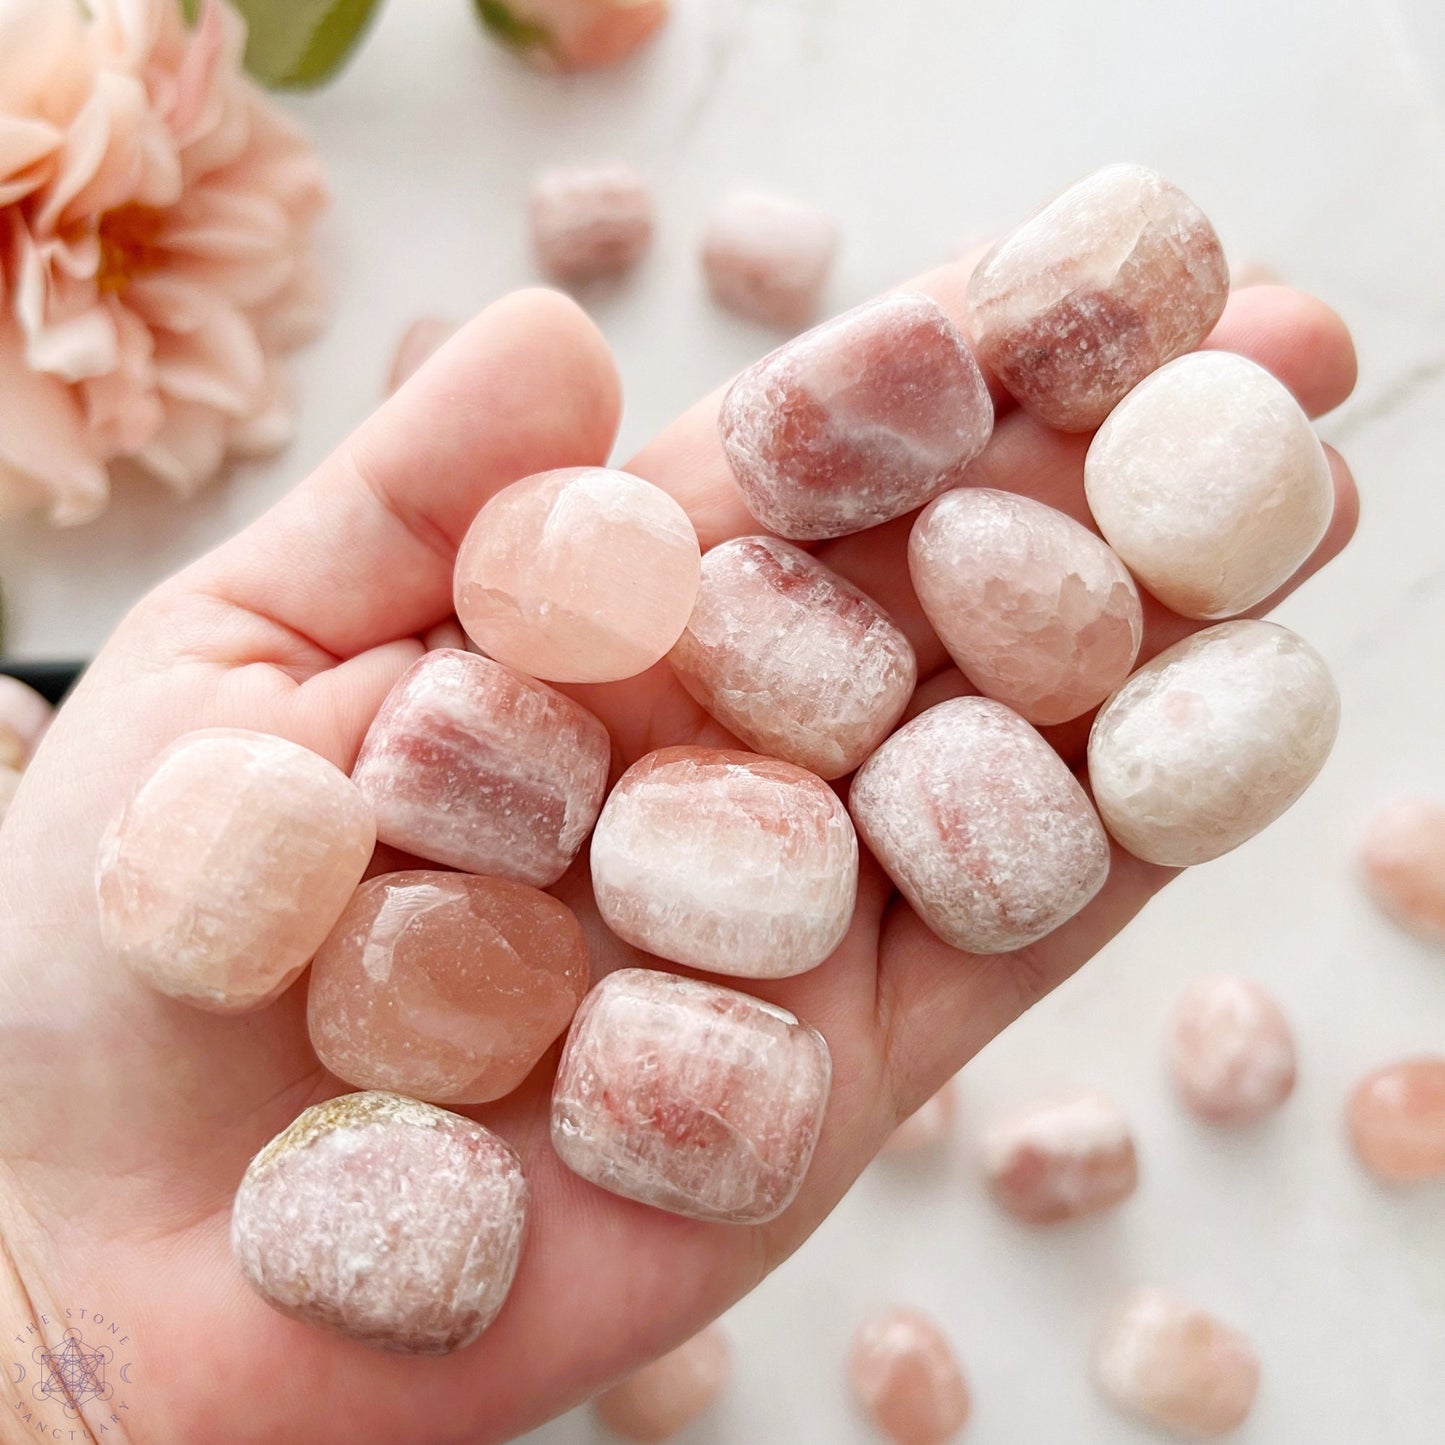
[
  {"xmin": 307, "ymin": 871, "xmax": 589, "ymax": 1105},
  {"xmin": 352, "ymin": 649, "xmax": 610, "ymax": 886},
  {"xmin": 848, "ymin": 1308, "xmax": 971, "ymax": 1445},
  {"xmin": 850, "ymin": 698, "xmax": 1110, "ymax": 954},
  {"xmin": 1094, "ymin": 1288, "xmax": 1260, "ymax": 1437},
  {"xmin": 0, "ymin": 675, "xmax": 52, "ymax": 769},
  {"xmin": 909, "ymin": 488, "xmax": 1143, "ymax": 725},
  {"xmin": 591, "ymin": 747, "xmax": 858, "ymax": 978},
  {"xmin": 455, "ymin": 467, "xmax": 702, "ymax": 684},
  {"xmin": 966, "ymin": 164, "xmax": 1229, "ymax": 431},
  {"xmin": 719, "ymin": 293, "xmax": 994, "ymax": 540},
  {"xmin": 551, "ymin": 968, "xmax": 831, "ymax": 1223},
  {"xmin": 668, "ymin": 536, "xmax": 917, "ymax": 778},
  {"xmin": 593, "ymin": 1325, "xmax": 732, "ymax": 1442},
  {"xmin": 882, "ymin": 1080, "xmax": 958, "ymax": 1157},
  {"xmin": 981, "ymin": 1092, "xmax": 1137, "ymax": 1224},
  {"xmin": 1168, "ymin": 976, "xmax": 1296, "ymax": 1125},
  {"xmin": 1359, "ymin": 798, "xmax": 1445, "ymax": 944},
  {"xmin": 530, "ymin": 163, "xmax": 653, "ymax": 284},
  {"xmin": 1348, "ymin": 1057, "xmax": 1445, "ymax": 1182},
  {"xmin": 386, "ymin": 316, "xmax": 456, "ymax": 394},
  {"xmin": 701, "ymin": 189, "xmax": 837, "ymax": 327},
  {"xmin": 97, "ymin": 729, "xmax": 375, "ymax": 1013},
  {"xmin": 231, "ymin": 1092, "xmax": 527, "ymax": 1354}
]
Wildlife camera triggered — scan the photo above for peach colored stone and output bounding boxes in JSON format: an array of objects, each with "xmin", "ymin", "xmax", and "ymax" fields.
[
  {"xmin": 0, "ymin": 675, "xmax": 53, "ymax": 768},
  {"xmin": 1088, "ymin": 621, "xmax": 1339, "ymax": 867},
  {"xmin": 530, "ymin": 163, "xmax": 653, "ymax": 284},
  {"xmin": 966, "ymin": 164, "xmax": 1228, "ymax": 431},
  {"xmin": 0, "ymin": 764, "xmax": 21, "ymax": 823},
  {"xmin": 1229, "ymin": 258, "xmax": 1281, "ymax": 288},
  {"xmin": 478, "ymin": 0, "xmax": 670, "ymax": 72},
  {"xmin": 551, "ymin": 968, "xmax": 831, "ymax": 1223},
  {"xmin": 909, "ymin": 488, "xmax": 1143, "ymax": 725},
  {"xmin": 1348, "ymin": 1057, "xmax": 1445, "ymax": 1182},
  {"xmin": 981, "ymin": 1092, "xmax": 1137, "ymax": 1224},
  {"xmin": 848, "ymin": 1308, "xmax": 971, "ymax": 1445},
  {"xmin": 719, "ymin": 293, "xmax": 994, "ymax": 540},
  {"xmin": 850, "ymin": 698, "xmax": 1110, "ymax": 954},
  {"xmin": 1094, "ymin": 1288, "xmax": 1260, "ymax": 1437},
  {"xmin": 307, "ymin": 871, "xmax": 589, "ymax": 1105},
  {"xmin": 669, "ymin": 537, "xmax": 917, "ymax": 778},
  {"xmin": 701, "ymin": 189, "xmax": 837, "ymax": 328},
  {"xmin": 1359, "ymin": 799, "xmax": 1445, "ymax": 944},
  {"xmin": 97, "ymin": 729, "xmax": 375, "ymax": 1013},
  {"xmin": 455, "ymin": 467, "xmax": 702, "ymax": 684},
  {"xmin": 592, "ymin": 747, "xmax": 858, "ymax": 978},
  {"xmin": 231, "ymin": 1092, "xmax": 527, "ymax": 1354},
  {"xmin": 387, "ymin": 317, "xmax": 456, "ymax": 394},
  {"xmin": 1085, "ymin": 352, "xmax": 1333, "ymax": 619},
  {"xmin": 1168, "ymin": 976, "xmax": 1296, "ymax": 1125},
  {"xmin": 594, "ymin": 1325, "xmax": 731, "ymax": 1442},
  {"xmin": 882, "ymin": 1080, "xmax": 958, "ymax": 1157},
  {"xmin": 352, "ymin": 649, "xmax": 610, "ymax": 886}
]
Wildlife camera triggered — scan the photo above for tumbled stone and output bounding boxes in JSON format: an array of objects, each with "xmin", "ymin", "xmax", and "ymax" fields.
[
  {"xmin": 719, "ymin": 293, "xmax": 994, "ymax": 540},
  {"xmin": 455, "ymin": 467, "xmax": 702, "ymax": 683},
  {"xmin": 1088, "ymin": 621, "xmax": 1339, "ymax": 867},
  {"xmin": 909, "ymin": 488, "xmax": 1142, "ymax": 724},
  {"xmin": 966, "ymin": 164, "xmax": 1229, "ymax": 431},
  {"xmin": 850, "ymin": 698, "xmax": 1109, "ymax": 953},
  {"xmin": 0, "ymin": 765, "xmax": 21, "ymax": 823},
  {"xmin": 701, "ymin": 189, "xmax": 837, "ymax": 327},
  {"xmin": 594, "ymin": 1325, "xmax": 732, "ymax": 1442},
  {"xmin": 882, "ymin": 1080, "xmax": 957, "ymax": 1157},
  {"xmin": 592, "ymin": 747, "xmax": 858, "ymax": 978},
  {"xmin": 0, "ymin": 675, "xmax": 52, "ymax": 769},
  {"xmin": 387, "ymin": 316, "xmax": 455, "ymax": 394},
  {"xmin": 981, "ymin": 1092, "xmax": 1137, "ymax": 1224},
  {"xmin": 668, "ymin": 537, "xmax": 917, "ymax": 778},
  {"xmin": 307, "ymin": 871, "xmax": 589, "ymax": 1105},
  {"xmin": 352, "ymin": 649, "xmax": 610, "ymax": 886},
  {"xmin": 1348, "ymin": 1057, "xmax": 1445, "ymax": 1182},
  {"xmin": 1168, "ymin": 976, "xmax": 1296, "ymax": 1125},
  {"xmin": 97, "ymin": 729, "xmax": 375, "ymax": 1013},
  {"xmin": 552, "ymin": 968, "xmax": 831, "ymax": 1223},
  {"xmin": 530, "ymin": 163, "xmax": 653, "ymax": 284},
  {"xmin": 848, "ymin": 1308, "xmax": 971, "ymax": 1445},
  {"xmin": 1094, "ymin": 1288, "xmax": 1259, "ymax": 1437},
  {"xmin": 1359, "ymin": 799, "xmax": 1445, "ymax": 944},
  {"xmin": 231, "ymin": 1092, "xmax": 527, "ymax": 1354},
  {"xmin": 1085, "ymin": 351, "xmax": 1333, "ymax": 619}
]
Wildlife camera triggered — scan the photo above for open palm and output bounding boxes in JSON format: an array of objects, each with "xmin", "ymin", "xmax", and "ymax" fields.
[{"xmin": 0, "ymin": 261, "xmax": 1357, "ymax": 1445}]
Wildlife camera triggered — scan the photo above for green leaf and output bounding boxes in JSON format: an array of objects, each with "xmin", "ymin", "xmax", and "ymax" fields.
[
  {"xmin": 472, "ymin": 0, "xmax": 554, "ymax": 55},
  {"xmin": 201, "ymin": 0, "xmax": 385, "ymax": 90}
]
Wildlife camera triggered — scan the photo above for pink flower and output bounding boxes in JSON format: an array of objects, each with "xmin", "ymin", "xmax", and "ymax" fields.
[{"xmin": 0, "ymin": 0, "xmax": 328, "ymax": 524}]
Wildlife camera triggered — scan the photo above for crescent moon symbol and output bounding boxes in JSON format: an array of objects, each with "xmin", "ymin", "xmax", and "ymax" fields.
[
  {"xmin": 119, "ymin": 1363, "xmax": 134, "ymax": 1384},
  {"xmin": 10, "ymin": 1363, "xmax": 23, "ymax": 1384}
]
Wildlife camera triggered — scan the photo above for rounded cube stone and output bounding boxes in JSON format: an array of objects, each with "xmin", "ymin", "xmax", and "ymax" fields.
[
  {"xmin": 530, "ymin": 162, "xmax": 653, "ymax": 284},
  {"xmin": 593, "ymin": 1325, "xmax": 732, "ymax": 1441},
  {"xmin": 701, "ymin": 189, "xmax": 837, "ymax": 328}
]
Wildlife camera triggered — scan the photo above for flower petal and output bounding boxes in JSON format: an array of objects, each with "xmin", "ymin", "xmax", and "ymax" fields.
[
  {"xmin": 151, "ymin": 296, "xmax": 265, "ymax": 415},
  {"xmin": 133, "ymin": 397, "xmax": 227, "ymax": 497}
]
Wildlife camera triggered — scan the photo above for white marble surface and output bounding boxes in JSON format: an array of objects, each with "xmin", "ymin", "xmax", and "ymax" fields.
[{"xmin": 7, "ymin": 0, "xmax": 1445, "ymax": 1439}]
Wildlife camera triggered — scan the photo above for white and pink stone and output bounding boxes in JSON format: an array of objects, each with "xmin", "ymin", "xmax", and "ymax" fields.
[
  {"xmin": 848, "ymin": 1308, "xmax": 971, "ymax": 1445},
  {"xmin": 850, "ymin": 698, "xmax": 1110, "ymax": 954},
  {"xmin": 1359, "ymin": 799, "xmax": 1445, "ymax": 944},
  {"xmin": 882, "ymin": 1080, "xmax": 958, "ymax": 1157},
  {"xmin": 1348, "ymin": 1057, "xmax": 1445, "ymax": 1182},
  {"xmin": 551, "ymin": 968, "xmax": 831, "ymax": 1223},
  {"xmin": 594, "ymin": 1325, "xmax": 732, "ymax": 1441},
  {"xmin": 591, "ymin": 747, "xmax": 858, "ymax": 979},
  {"xmin": 455, "ymin": 467, "xmax": 702, "ymax": 684},
  {"xmin": 530, "ymin": 163, "xmax": 653, "ymax": 284},
  {"xmin": 97, "ymin": 729, "xmax": 375, "ymax": 1013},
  {"xmin": 1168, "ymin": 976, "xmax": 1296, "ymax": 1125},
  {"xmin": 387, "ymin": 316, "xmax": 456, "ymax": 394},
  {"xmin": 981, "ymin": 1092, "xmax": 1137, "ymax": 1224},
  {"xmin": 701, "ymin": 189, "xmax": 837, "ymax": 328},
  {"xmin": 1085, "ymin": 351, "xmax": 1334, "ymax": 619},
  {"xmin": 1088, "ymin": 621, "xmax": 1339, "ymax": 867},
  {"xmin": 719, "ymin": 293, "xmax": 994, "ymax": 540},
  {"xmin": 352, "ymin": 649, "xmax": 611, "ymax": 886},
  {"xmin": 965, "ymin": 164, "xmax": 1229, "ymax": 432},
  {"xmin": 1094, "ymin": 1288, "xmax": 1260, "ymax": 1437},
  {"xmin": 307, "ymin": 871, "xmax": 589, "ymax": 1105},
  {"xmin": 231, "ymin": 1092, "xmax": 527, "ymax": 1354},
  {"xmin": 668, "ymin": 537, "xmax": 917, "ymax": 779},
  {"xmin": 0, "ymin": 675, "xmax": 52, "ymax": 769},
  {"xmin": 909, "ymin": 488, "xmax": 1143, "ymax": 725}
]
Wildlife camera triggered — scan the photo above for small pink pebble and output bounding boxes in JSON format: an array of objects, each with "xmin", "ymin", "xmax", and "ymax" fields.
[
  {"xmin": 1359, "ymin": 799, "xmax": 1445, "ymax": 944},
  {"xmin": 1348, "ymin": 1057, "xmax": 1445, "ymax": 1182},
  {"xmin": 386, "ymin": 316, "xmax": 456, "ymax": 394},
  {"xmin": 882, "ymin": 1081, "xmax": 957, "ymax": 1157},
  {"xmin": 1168, "ymin": 976, "xmax": 1296, "ymax": 1125},
  {"xmin": 478, "ymin": 0, "xmax": 669, "ymax": 73},
  {"xmin": 701, "ymin": 189, "xmax": 837, "ymax": 328},
  {"xmin": 981, "ymin": 1092, "xmax": 1137, "ymax": 1224},
  {"xmin": 231, "ymin": 1092, "xmax": 527, "ymax": 1354},
  {"xmin": 0, "ymin": 765, "xmax": 21, "ymax": 823},
  {"xmin": 455, "ymin": 467, "xmax": 702, "ymax": 684},
  {"xmin": 719, "ymin": 293, "xmax": 994, "ymax": 540},
  {"xmin": 594, "ymin": 1325, "xmax": 732, "ymax": 1441},
  {"xmin": 0, "ymin": 675, "xmax": 52, "ymax": 769},
  {"xmin": 1094, "ymin": 1287, "xmax": 1259, "ymax": 1437},
  {"xmin": 530, "ymin": 163, "xmax": 653, "ymax": 284},
  {"xmin": 552, "ymin": 967, "xmax": 831, "ymax": 1223},
  {"xmin": 352, "ymin": 650, "xmax": 610, "ymax": 886},
  {"xmin": 849, "ymin": 1307, "xmax": 970, "ymax": 1445}
]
